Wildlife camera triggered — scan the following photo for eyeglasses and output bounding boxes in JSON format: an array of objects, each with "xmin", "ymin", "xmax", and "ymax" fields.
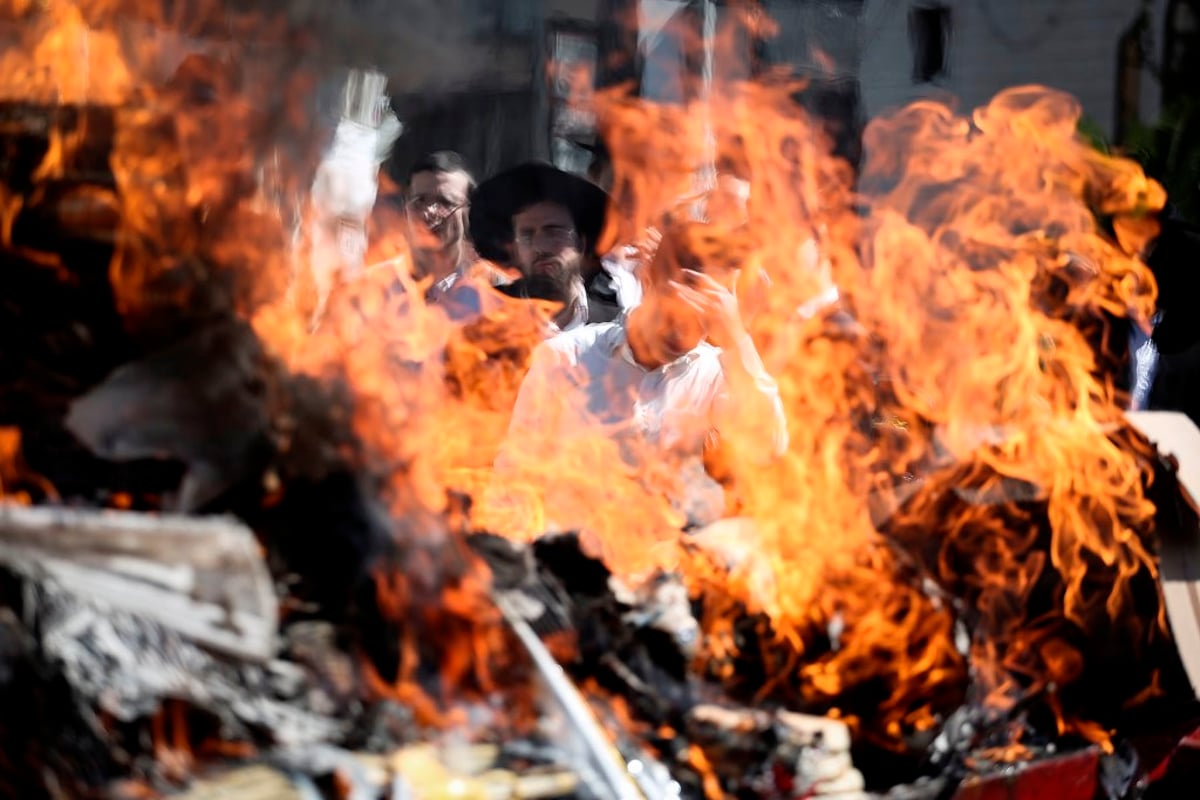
[
  {"xmin": 406, "ymin": 195, "xmax": 466, "ymax": 216},
  {"xmin": 515, "ymin": 226, "xmax": 578, "ymax": 247}
]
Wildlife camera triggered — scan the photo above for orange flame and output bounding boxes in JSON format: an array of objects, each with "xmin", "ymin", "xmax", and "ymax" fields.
[
  {"xmin": 0, "ymin": 427, "xmax": 56, "ymax": 504},
  {"xmin": 2, "ymin": 0, "xmax": 1178, "ymax": 765},
  {"xmin": 0, "ymin": 0, "xmax": 133, "ymax": 105},
  {"xmin": 552, "ymin": 8, "xmax": 1163, "ymax": 752},
  {"xmin": 150, "ymin": 700, "xmax": 195, "ymax": 783}
]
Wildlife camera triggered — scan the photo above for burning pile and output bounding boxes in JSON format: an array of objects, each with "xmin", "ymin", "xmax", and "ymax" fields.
[{"xmin": 0, "ymin": 1, "xmax": 1195, "ymax": 798}]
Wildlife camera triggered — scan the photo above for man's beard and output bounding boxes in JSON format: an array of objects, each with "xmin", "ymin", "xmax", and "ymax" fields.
[
  {"xmin": 520, "ymin": 273, "xmax": 571, "ymax": 302},
  {"xmin": 500, "ymin": 272, "xmax": 584, "ymax": 307},
  {"xmin": 531, "ymin": 250, "xmax": 586, "ymax": 287},
  {"xmin": 498, "ymin": 271, "xmax": 587, "ymax": 329}
]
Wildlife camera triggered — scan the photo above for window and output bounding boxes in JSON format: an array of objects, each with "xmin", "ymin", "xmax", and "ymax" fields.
[{"xmin": 909, "ymin": 4, "xmax": 951, "ymax": 83}]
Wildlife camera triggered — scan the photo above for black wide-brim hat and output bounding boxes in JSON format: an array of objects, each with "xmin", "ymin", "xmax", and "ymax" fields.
[{"xmin": 468, "ymin": 162, "xmax": 609, "ymax": 265}]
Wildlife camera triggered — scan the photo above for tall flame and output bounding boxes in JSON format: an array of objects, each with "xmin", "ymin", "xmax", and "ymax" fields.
[
  {"xmin": 500, "ymin": 8, "xmax": 1167, "ymax": 750},
  {"xmin": 0, "ymin": 0, "xmax": 1178, "ymax": 763}
]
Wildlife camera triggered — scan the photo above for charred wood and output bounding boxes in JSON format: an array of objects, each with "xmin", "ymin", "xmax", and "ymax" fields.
[
  {"xmin": 11, "ymin": 181, "xmax": 120, "ymax": 255},
  {"xmin": 28, "ymin": 586, "xmax": 346, "ymax": 744},
  {"xmin": 64, "ymin": 320, "xmax": 275, "ymax": 514},
  {"xmin": 879, "ymin": 444, "xmax": 1194, "ymax": 754},
  {"xmin": 473, "ymin": 532, "xmax": 697, "ymax": 727},
  {"xmin": 0, "ymin": 507, "xmax": 376, "ymax": 780},
  {"xmin": 0, "ymin": 505, "xmax": 276, "ymax": 661},
  {"xmin": 0, "ymin": 246, "xmax": 133, "ymax": 424},
  {"xmin": 0, "ymin": 104, "xmax": 116, "ymax": 194},
  {"xmin": 468, "ymin": 531, "xmax": 890, "ymax": 798}
]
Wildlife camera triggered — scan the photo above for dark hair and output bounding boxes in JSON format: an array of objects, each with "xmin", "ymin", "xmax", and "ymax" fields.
[{"xmin": 406, "ymin": 150, "xmax": 476, "ymax": 190}]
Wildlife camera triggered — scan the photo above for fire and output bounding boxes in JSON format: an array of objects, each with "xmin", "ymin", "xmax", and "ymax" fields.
[
  {"xmin": 150, "ymin": 701, "xmax": 195, "ymax": 783},
  {"xmin": 0, "ymin": 0, "xmax": 1181, "ymax": 784},
  {"xmin": 847, "ymin": 88, "xmax": 1164, "ymax": 747},
  {"xmin": 686, "ymin": 743, "xmax": 725, "ymax": 800},
  {"xmin": 0, "ymin": 0, "xmax": 133, "ymax": 105},
  {"xmin": 538, "ymin": 9, "xmax": 1164, "ymax": 754},
  {"xmin": 0, "ymin": 427, "xmax": 55, "ymax": 503},
  {"xmin": 0, "ymin": 428, "xmax": 30, "ymax": 503}
]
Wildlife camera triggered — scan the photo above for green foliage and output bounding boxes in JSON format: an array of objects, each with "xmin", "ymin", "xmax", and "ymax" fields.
[
  {"xmin": 1076, "ymin": 115, "xmax": 1111, "ymax": 154},
  {"xmin": 1121, "ymin": 96, "xmax": 1200, "ymax": 224}
]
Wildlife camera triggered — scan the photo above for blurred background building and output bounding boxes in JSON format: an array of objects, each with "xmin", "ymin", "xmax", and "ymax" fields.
[
  {"xmin": 860, "ymin": 1, "xmax": 1168, "ymax": 139},
  {"xmin": 381, "ymin": 0, "xmax": 1200, "ymax": 217},
  {"xmin": 384, "ymin": 0, "xmax": 870, "ymax": 179}
]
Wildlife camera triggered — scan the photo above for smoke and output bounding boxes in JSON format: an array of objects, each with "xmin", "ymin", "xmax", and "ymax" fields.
[{"xmin": 40, "ymin": 0, "xmax": 498, "ymax": 93}]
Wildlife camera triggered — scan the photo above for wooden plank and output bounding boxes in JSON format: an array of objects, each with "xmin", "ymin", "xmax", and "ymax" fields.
[
  {"xmin": 1126, "ymin": 410, "xmax": 1200, "ymax": 698},
  {"xmin": 0, "ymin": 505, "xmax": 277, "ymax": 661}
]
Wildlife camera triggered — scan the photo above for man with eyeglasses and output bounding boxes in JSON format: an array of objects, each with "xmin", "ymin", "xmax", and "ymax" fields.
[
  {"xmin": 469, "ymin": 162, "xmax": 640, "ymax": 332},
  {"xmin": 404, "ymin": 150, "xmax": 471, "ymax": 273},
  {"xmin": 403, "ymin": 151, "xmax": 507, "ymax": 307}
]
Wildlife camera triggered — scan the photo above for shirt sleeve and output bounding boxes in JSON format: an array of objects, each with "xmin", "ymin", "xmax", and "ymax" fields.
[{"xmin": 712, "ymin": 332, "xmax": 789, "ymax": 459}]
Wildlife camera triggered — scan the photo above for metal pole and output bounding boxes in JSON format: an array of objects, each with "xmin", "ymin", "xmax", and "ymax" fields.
[{"xmin": 694, "ymin": 0, "xmax": 718, "ymax": 220}]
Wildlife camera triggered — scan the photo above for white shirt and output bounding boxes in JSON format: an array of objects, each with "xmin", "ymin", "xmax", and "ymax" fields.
[
  {"xmin": 491, "ymin": 320, "xmax": 787, "ymax": 530},
  {"xmin": 1129, "ymin": 311, "xmax": 1162, "ymax": 410},
  {"xmin": 599, "ymin": 250, "xmax": 644, "ymax": 312}
]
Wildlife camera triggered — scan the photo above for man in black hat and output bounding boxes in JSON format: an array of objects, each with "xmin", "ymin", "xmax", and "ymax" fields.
[{"xmin": 469, "ymin": 162, "xmax": 639, "ymax": 331}]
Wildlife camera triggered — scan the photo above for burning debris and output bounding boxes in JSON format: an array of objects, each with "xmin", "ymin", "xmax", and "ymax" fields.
[{"xmin": 1, "ymin": 1, "xmax": 1200, "ymax": 799}]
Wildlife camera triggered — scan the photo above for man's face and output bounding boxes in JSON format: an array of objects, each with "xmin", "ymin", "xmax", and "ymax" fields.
[
  {"xmin": 512, "ymin": 201, "xmax": 583, "ymax": 284},
  {"xmin": 405, "ymin": 169, "xmax": 471, "ymax": 251},
  {"xmin": 638, "ymin": 274, "xmax": 707, "ymax": 363}
]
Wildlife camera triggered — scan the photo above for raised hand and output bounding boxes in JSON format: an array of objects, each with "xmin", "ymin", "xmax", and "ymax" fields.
[{"xmin": 668, "ymin": 268, "xmax": 747, "ymax": 349}]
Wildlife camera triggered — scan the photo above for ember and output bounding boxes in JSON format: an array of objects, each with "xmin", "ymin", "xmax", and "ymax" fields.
[{"xmin": 1, "ymin": 1, "xmax": 1199, "ymax": 798}]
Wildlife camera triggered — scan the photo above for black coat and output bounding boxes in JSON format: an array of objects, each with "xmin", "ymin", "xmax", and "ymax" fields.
[
  {"xmin": 1144, "ymin": 207, "xmax": 1200, "ymax": 423},
  {"xmin": 494, "ymin": 268, "xmax": 623, "ymax": 325}
]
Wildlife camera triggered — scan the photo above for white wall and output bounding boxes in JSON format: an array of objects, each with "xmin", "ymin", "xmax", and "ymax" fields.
[{"xmin": 858, "ymin": 0, "xmax": 1155, "ymax": 137}]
